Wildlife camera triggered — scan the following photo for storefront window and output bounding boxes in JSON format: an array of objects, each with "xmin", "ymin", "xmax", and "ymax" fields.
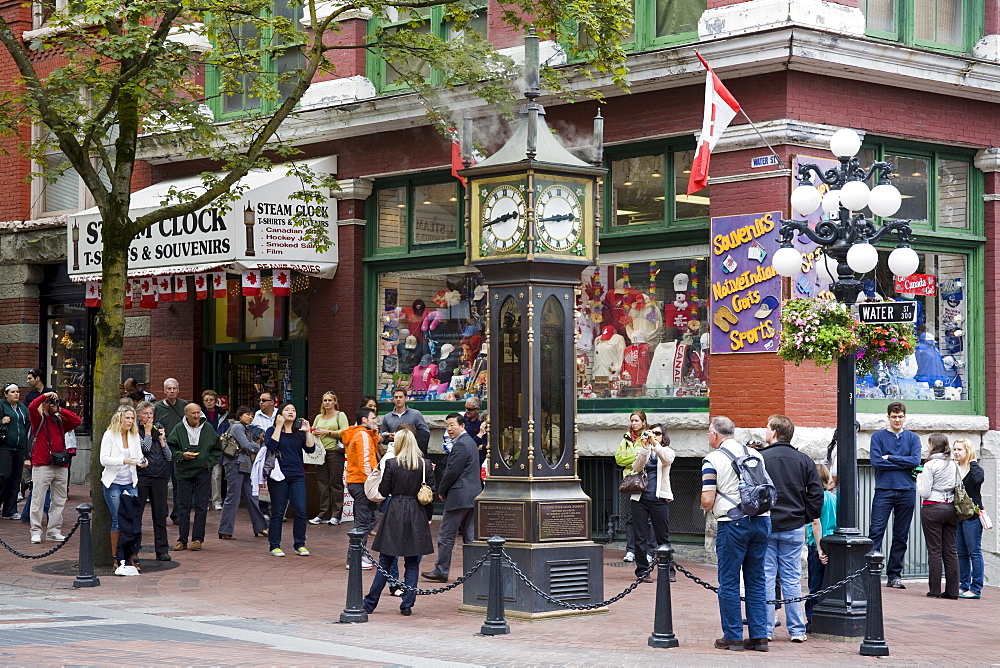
[
  {"xmin": 609, "ymin": 149, "xmax": 708, "ymax": 229},
  {"xmin": 885, "ymin": 154, "xmax": 929, "ymax": 222},
  {"xmin": 937, "ymin": 158, "xmax": 970, "ymax": 229},
  {"xmin": 413, "ymin": 182, "xmax": 459, "ymax": 244},
  {"xmin": 376, "ymin": 265, "xmax": 486, "ymax": 402},
  {"xmin": 47, "ymin": 304, "xmax": 89, "ymax": 423},
  {"xmin": 377, "ymin": 186, "xmax": 407, "ymax": 248},
  {"xmin": 674, "ymin": 149, "xmax": 708, "ymax": 220},
  {"xmin": 577, "ymin": 257, "xmax": 709, "ymax": 398},
  {"xmin": 856, "ymin": 250, "xmax": 969, "ymax": 402}
]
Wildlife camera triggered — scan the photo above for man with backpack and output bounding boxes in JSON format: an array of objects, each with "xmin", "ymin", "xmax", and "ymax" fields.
[
  {"xmin": 760, "ymin": 414, "xmax": 824, "ymax": 643},
  {"xmin": 701, "ymin": 415, "xmax": 773, "ymax": 652}
]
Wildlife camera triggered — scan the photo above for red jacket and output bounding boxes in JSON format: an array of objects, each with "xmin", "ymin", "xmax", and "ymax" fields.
[{"xmin": 28, "ymin": 394, "xmax": 82, "ymax": 467}]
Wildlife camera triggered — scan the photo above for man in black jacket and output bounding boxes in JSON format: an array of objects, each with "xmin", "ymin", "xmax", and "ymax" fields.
[
  {"xmin": 759, "ymin": 414, "xmax": 823, "ymax": 645},
  {"xmin": 422, "ymin": 413, "xmax": 481, "ymax": 582}
]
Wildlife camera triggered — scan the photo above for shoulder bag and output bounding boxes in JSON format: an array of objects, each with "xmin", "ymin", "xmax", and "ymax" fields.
[
  {"xmin": 417, "ymin": 460, "xmax": 434, "ymax": 505},
  {"xmin": 365, "ymin": 461, "xmax": 385, "ymax": 502},
  {"xmin": 220, "ymin": 425, "xmax": 242, "ymax": 459},
  {"xmin": 952, "ymin": 462, "xmax": 978, "ymax": 521}
]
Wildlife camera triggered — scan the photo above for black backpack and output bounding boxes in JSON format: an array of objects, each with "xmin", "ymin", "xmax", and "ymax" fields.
[{"xmin": 717, "ymin": 445, "xmax": 777, "ymax": 519}]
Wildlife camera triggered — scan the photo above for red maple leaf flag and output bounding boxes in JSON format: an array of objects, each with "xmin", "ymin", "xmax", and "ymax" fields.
[
  {"xmin": 125, "ymin": 279, "xmax": 133, "ymax": 310},
  {"xmin": 211, "ymin": 271, "xmax": 227, "ymax": 298},
  {"xmin": 85, "ymin": 280, "xmax": 101, "ymax": 308},
  {"xmin": 247, "ymin": 295, "xmax": 270, "ymax": 320},
  {"xmin": 173, "ymin": 274, "xmax": 188, "ymax": 301},
  {"xmin": 688, "ymin": 52, "xmax": 741, "ymax": 195},
  {"xmin": 242, "ymin": 269, "xmax": 261, "ymax": 297},
  {"xmin": 272, "ymin": 269, "xmax": 291, "ymax": 296},
  {"xmin": 140, "ymin": 277, "xmax": 157, "ymax": 309},
  {"xmin": 157, "ymin": 275, "xmax": 173, "ymax": 302},
  {"xmin": 194, "ymin": 273, "xmax": 209, "ymax": 300}
]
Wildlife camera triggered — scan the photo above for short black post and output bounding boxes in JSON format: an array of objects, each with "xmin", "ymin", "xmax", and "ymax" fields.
[
  {"xmin": 339, "ymin": 528, "xmax": 368, "ymax": 623},
  {"xmin": 72, "ymin": 503, "xmax": 100, "ymax": 589},
  {"xmin": 648, "ymin": 544, "xmax": 679, "ymax": 648},
  {"xmin": 859, "ymin": 551, "xmax": 889, "ymax": 656},
  {"xmin": 480, "ymin": 535, "xmax": 509, "ymax": 636}
]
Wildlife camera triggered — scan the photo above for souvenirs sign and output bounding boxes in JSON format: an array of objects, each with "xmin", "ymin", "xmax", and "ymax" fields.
[{"xmin": 710, "ymin": 211, "xmax": 782, "ymax": 353}]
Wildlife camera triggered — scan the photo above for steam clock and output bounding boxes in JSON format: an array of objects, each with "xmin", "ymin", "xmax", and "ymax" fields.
[{"xmin": 458, "ymin": 32, "xmax": 607, "ymax": 619}]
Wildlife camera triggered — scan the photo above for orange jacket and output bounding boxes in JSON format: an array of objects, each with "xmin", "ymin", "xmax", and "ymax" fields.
[{"xmin": 343, "ymin": 425, "xmax": 379, "ymax": 484}]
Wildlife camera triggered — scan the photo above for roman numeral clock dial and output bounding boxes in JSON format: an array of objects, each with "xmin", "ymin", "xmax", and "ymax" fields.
[
  {"xmin": 481, "ymin": 185, "xmax": 527, "ymax": 253},
  {"xmin": 536, "ymin": 185, "xmax": 583, "ymax": 253}
]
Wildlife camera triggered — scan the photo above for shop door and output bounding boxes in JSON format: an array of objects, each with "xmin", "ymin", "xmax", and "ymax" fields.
[{"xmin": 205, "ymin": 341, "xmax": 307, "ymax": 413}]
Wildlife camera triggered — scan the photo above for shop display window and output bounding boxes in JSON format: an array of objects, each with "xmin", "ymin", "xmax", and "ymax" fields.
[
  {"xmin": 856, "ymin": 250, "xmax": 969, "ymax": 402},
  {"xmin": 46, "ymin": 304, "xmax": 89, "ymax": 423},
  {"xmin": 609, "ymin": 149, "xmax": 708, "ymax": 229}
]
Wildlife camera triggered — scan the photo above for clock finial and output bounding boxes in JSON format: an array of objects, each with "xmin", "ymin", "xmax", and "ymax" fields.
[{"xmin": 525, "ymin": 27, "xmax": 540, "ymax": 161}]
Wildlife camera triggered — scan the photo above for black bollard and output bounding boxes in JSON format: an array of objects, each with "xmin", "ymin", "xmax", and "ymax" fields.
[
  {"xmin": 72, "ymin": 503, "xmax": 100, "ymax": 589},
  {"xmin": 859, "ymin": 551, "xmax": 889, "ymax": 656},
  {"xmin": 480, "ymin": 535, "xmax": 510, "ymax": 636},
  {"xmin": 648, "ymin": 544, "xmax": 679, "ymax": 648},
  {"xmin": 339, "ymin": 528, "xmax": 368, "ymax": 623}
]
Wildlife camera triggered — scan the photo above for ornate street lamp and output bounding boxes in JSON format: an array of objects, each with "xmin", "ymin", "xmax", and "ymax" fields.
[{"xmin": 772, "ymin": 128, "xmax": 917, "ymax": 638}]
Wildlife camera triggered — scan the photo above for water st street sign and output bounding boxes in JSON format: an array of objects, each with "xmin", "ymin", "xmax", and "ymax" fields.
[{"xmin": 856, "ymin": 301, "xmax": 917, "ymax": 324}]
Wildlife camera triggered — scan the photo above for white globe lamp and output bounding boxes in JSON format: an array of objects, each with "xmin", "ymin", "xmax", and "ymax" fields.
[
  {"xmin": 773, "ymin": 246, "xmax": 802, "ymax": 278},
  {"xmin": 847, "ymin": 242, "xmax": 879, "ymax": 274},
  {"xmin": 888, "ymin": 246, "xmax": 919, "ymax": 278},
  {"xmin": 791, "ymin": 184, "xmax": 822, "ymax": 216},
  {"xmin": 830, "ymin": 128, "xmax": 862, "ymax": 158},
  {"xmin": 868, "ymin": 183, "xmax": 902, "ymax": 218},
  {"xmin": 839, "ymin": 180, "xmax": 870, "ymax": 211},
  {"xmin": 821, "ymin": 189, "xmax": 841, "ymax": 215},
  {"xmin": 816, "ymin": 253, "xmax": 838, "ymax": 284}
]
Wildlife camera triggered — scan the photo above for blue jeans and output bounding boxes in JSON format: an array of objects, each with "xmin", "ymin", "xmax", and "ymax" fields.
[
  {"xmin": 715, "ymin": 515, "xmax": 771, "ymax": 641},
  {"xmin": 363, "ymin": 553, "xmax": 421, "ymax": 612},
  {"xmin": 267, "ymin": 475, "xmax": 307, "ymax": 550},
  {"xmin": 956, "ymin": 517, "xmax": 984, "ymax": 594},
  {"xmin": 764, "ymin": 527, "xmax": 807, "ymax": 637},
  {"xmin": 868, "ymin": 488, "xmax": 915, "ymax": 580},
  {"xmin": 102, "ymin": 483, "xmax": 137, "ymax": 531},
  {"xmin": 805, "ymin": 544, "xmax": 826, "ymax": 622}
]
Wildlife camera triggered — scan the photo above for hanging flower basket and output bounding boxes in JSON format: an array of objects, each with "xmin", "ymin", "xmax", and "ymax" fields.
[
  {"xmin": 778, "ymin": 298, "xmax": 916, "ymax": 373},
  {"xmin": 854, "ymin": 323, "xmax": 916, "ymax": 377},
  {"xmin": 778, "ymin": 298, "xmax": 855, "ymax": 370}
]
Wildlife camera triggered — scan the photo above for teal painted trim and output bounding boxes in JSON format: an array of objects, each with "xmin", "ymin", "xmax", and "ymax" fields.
[
  {"xmin": 362, "ymin": 263, "xmax": 380, "ymax": 398},
  {"xmin": 857, "ymin": 399, "xmax": 976, "ymax": 416},
  {"xmin": 578, "ymin": 397, "xmax": 709, "ymax": 413}
]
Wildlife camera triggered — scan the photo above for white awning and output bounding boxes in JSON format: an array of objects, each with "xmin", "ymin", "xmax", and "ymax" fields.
[{"xmin": 68, "ymin": 156, "xmax": 339, "ymax": 282}]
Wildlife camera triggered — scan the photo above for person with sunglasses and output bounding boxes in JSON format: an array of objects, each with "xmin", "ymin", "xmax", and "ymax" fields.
[
  {"xmin": 627, "ymin": 423, "xmax": 676, "ymax": 583},
  {"xmin": 251, "ymin": 392, "xmax": 278, "ymax": 431}
]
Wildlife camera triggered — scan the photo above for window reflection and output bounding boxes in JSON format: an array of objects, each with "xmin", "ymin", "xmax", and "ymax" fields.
[
  {"xmin": 413, "ymin": 182, "xmax": 459, "ymax": 244},
  {"xmin": 540, "ymin": 296, "xmax": 565, "ymax": 465},
  {"xmin": 886, "ymin": 154, "xmax": 929, "ymax": 222},
  {"xmin": 612, "ymin": 154, "xmax": 665, "ymax": 227}
]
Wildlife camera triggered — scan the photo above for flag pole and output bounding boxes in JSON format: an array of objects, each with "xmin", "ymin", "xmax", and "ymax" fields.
[{"xmin": 739, "ymin": 109, "xmax": 786, "ymax": 169}]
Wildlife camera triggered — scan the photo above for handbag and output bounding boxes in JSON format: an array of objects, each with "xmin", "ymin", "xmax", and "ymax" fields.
[
  {"xmin": 952, "ymin": 463, "xmax": 977, "ymax": 521},
  {"xmin": 220, "ymin": 428, "xmax": 241, "ymax": 459},
  {"xmin": 365, "ymin": 464, "xmax": 385, "ymax": 502},
  {"xmin": 50, "ymin": 450, "xmax": 73, "ymax": 466},
  {"xmin": 618, "ymin": 470, "xmax": 647, "ymax": 495},
  {"xmin": 417, "ymin": 460, "xmax": 434, "ymax": 505},
  {"xmin": 979, "ymin": 509, "xmax": 993, "ymax": 530}
]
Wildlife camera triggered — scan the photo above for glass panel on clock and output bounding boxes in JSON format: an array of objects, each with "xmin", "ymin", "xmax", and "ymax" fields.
[
  {"xmin": 497, "ymin": 296, "xmax": 523, "ymax": 467},
  {"xmin": 539, "ymin": 295, "xmax": 565, "ymax": 466}
]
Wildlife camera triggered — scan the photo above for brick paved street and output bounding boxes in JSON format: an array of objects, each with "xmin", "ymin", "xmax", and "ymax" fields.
[{"xmin": 0, "ymin": 485, "xmax": 996, "ymax": 666}]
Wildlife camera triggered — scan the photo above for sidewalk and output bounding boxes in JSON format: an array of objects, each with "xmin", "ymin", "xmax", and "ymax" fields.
[{"xmin": 0, "ymin": 485, "xmax": 996, "ymax": 666}]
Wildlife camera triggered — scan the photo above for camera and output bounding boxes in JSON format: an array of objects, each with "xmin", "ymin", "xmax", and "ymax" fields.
[
  {"xmin": 641, "ymin": 430, "xmax": 653, "ymax": 440},
  {"xmin": 45, "ymin": 396, "xmax": 61, "ymax": 408},
  {"xmin": 293, "ymin": 417, "xmax": 304, "ymax": 431}
]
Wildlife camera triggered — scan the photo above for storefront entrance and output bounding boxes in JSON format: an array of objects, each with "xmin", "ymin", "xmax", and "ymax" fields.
[{"xmin": 205, "ymin": 341, "xmax": 307, "ymax": 414}]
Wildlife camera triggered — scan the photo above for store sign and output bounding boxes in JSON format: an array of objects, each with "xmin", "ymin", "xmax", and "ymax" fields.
[
  {"xmin": 856, "ymin": 301, "xmax": 918, "ymax": 324},
  {"xmin": 751, "ymin": 155, "xmax": 781, "ymax": 168},
  {"xmin": 894, "ymin": 273, "xmax": 936, "ymax": 296},
  {"xmin": 67, "ymin": 157, "xmax": 339, "ymax": 281},
  {"xmin": 709, "ymin": 211, "xmax": 782, "ymax": 354}
]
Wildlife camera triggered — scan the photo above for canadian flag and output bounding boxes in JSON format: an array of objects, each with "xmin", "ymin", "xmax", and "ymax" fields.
[
  {"xmin": 194, "ymin": 273, "xmax": 209, "ymax": 300},
  {"xmin": 125, "ymin": 279, "xmax": 133, "ymax": 310},
  {"xmin": 173, "ymin": 274, "xmax": 188, "ymax": 301},
  {"xmin": 140, "ymin": 276, "xmax": 157, "ymax": 309},
  {"xmin": 451, "ymin": 138, "xmax": 466, "ymax": 187},
  {"xmin": 211, "ymin": 271, "xmax": 227, "ymax": 298},
  {"xmin": 242, "ymin": 269, "xmax": 261, "ymax": 297},
  {"xmin": 157, "ymin": 275, "xmax": 173, "ymax": 302},
  {"xmin": 687, "ymin": 52, "xmax": 742, "ymax": 195},
  {"xmin": 272, "ymin": 269, "xmax": 291, "ymax": 296},
  {"xmin": 85, "ymin": 280, "xmax": 101, "ymax": 307}
]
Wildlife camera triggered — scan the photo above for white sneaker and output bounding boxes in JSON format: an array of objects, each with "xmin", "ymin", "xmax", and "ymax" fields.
[
  {"xmin": 115, "ymin": 563, "xmax": 140, "ymax": 576},
  {"xmin": 308, "ymin": 517, "xmax": 324, "ymax": 525},
  {"xmin": 328, "ymin": 518, "xmax": 340, "ymax": 526},
  {"xmin": 623, "ymin": 551, "xmax": 635, "ymax": 562},
  {"xmin": 48, "ymin": 533, "xmax": 67, "ymax": 542},
  {"xmin": 30, "ymin": 534, "xmax": 41, "ymax": 544},
  {"xmin": 361, "ymin": 557, "xmax": 374, "ymax": 570},
  {"xmin": 790, "ymin": 635, "xmax": 807, "ymax": 643},
  {"xmin": 214, "ymin": 504, "xmax": 223, "ymax": 511}
]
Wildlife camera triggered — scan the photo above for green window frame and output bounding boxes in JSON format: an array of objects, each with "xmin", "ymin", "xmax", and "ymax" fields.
[
  {"xmin": 859, "ymin": 0, "xmax": 984, "ymax": 54},
  {"xmin": 366, "ymin": 175, "xmax": 465, "ymax": 259},
  {"xmin": 205, "ymin": 0, "xmax": 306, "ymax": 120},
  {"xmin": 601, "ymin": 141, "xmax": 709, "ymax": 238},
  {"xmin": 366, "ymin": 5, "xmax": 487, "ymax": 94},
  {"xmin": 575, "ymin": 0, "xmax": 704, "ymax": 55}
]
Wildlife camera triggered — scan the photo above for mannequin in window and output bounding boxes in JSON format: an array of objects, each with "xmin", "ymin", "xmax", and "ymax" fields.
[
  {"xmin": 438, "ymin": 343, "xmax": 462, "ymax": 379},
  {"xmin": 593, "ymin": 326, "xmax": 625, "ymax": 378},
  {"xmin": 461, "ymin": 324, "xmax": 483, "ymax": 358},
  {"xmin": 402, "ymin": 299, "xmax": 428, "ymax": 343},
  {"xmin": 603, "ymin": 278, "xmax": 640, "ymax": 338},
  {"xmin": 663, "ymin": 273, "xmax": 698, "ymax": 341},
  {"xmin": 646, "ymin": 340, "xmax": 678, "ymax": 397},
  {"xmin": 622, "ymin": 330, "xmax": 652, "ymax": 389},
  {"xmin": 626, "ymin": 293, "xmax": 662, "ymax": 346}
]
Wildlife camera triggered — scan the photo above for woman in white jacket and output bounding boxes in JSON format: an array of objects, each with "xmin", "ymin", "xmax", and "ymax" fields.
[
  {"xmin": 916, "ymin": 433, "xmax": 960, "ymax": 599},
  {"xmin": 100, "ymin": 406, "xmax": 146, "ymax": 565},
  {"xmin": 629, "ymin": 424, "xmax": 676, "ymax": 583}
]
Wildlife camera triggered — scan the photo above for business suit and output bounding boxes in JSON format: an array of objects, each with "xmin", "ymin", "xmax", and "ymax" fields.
[{"xmin": 424, "ymin": 431, "xmax": 481, "ymax": 579}]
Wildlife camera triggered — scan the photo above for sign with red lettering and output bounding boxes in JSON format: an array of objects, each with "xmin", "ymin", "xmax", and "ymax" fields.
[
  {"xmin": 894, "ymin": 273, "xmax": 936, "ymax": 296},
  {"xmin": 710, "ymin": 211, "xmax": 782, "ymax": 354}
]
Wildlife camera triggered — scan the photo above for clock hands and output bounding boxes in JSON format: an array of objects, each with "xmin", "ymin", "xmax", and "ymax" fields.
[
  {"xmin": 538, "ymin": 213, "xmax": 578, "ymax": 223},
  {"xmin": 485, "ymin": 210, "xmax": 520, "ymax": 228}
]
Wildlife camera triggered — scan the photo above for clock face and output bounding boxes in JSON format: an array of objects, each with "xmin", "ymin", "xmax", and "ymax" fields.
[
  {"xmin": 482, "ymin": 184, "xmax": 527, "ymax": 252},
  {"xmin": 536, "ymin": 185, "xmax": 583, "ymax": 252}
]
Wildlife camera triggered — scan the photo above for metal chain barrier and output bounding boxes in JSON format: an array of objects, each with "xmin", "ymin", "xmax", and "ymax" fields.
[
  {"xmin": 360, "ymin": 543, "xmax": 489, "ymax": 595},
  {"xmin": 501, "ymin": 549, "xmax": 654, "ymax": 611},
  {"xmin": 0, "ymin": 516, "xmax": 81, "ymax": 560},
  {"xmin": 672, "ymin": 558, "xmax": 868, "ymax": 604}
]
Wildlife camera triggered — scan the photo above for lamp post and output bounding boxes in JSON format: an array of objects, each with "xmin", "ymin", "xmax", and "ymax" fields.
[{"xmin": 772, "ymin": 128, "xmax": 918, "ymax": 638}]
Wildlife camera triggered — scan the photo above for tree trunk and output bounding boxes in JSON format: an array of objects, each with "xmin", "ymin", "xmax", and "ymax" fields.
[{"xmin": 88, "ymin": 219, "xmax": 131, "ymax": 569}]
